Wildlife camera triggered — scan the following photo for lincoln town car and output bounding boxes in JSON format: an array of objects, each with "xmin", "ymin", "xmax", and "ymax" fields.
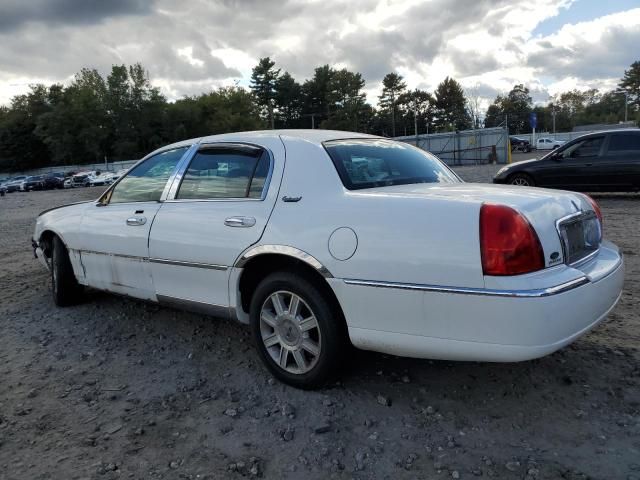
[{"xmin": 32, "ymin": 130, "xmax": 624, "ymax": 388}]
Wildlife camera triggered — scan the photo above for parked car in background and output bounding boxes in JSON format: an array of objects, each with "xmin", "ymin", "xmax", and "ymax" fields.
[
  {"xmin": 43, "ymin": 172, "xmax": 65, "ymax": 190},
  {"xmin": 21, "ymin": 175, "xmax": 46, "ymax": 191},
  {"xmin": 536, "ymin": 137, "xmax": 565, "ymax": 150},
  {"xmin": 32, "ymin": 130, "xmax": 623, "ymax": 388},
  {"xmin": 70, "ymin": 171, "xmax": 94, "ymax": 187},
  {"xmin": 0, "ymin": 180, "xmax": 6, "ymax": 196},
  {"xmin": 63, "ymin": 178, "xmax": 73, "ymax": 189},
  {"xmin": 510, "ymin": 136, "xmax": 532, "ymax": 152},
  {"xmin": 494, "ymin": 129, "xmax": 640, "ymax": 191},
  {"xmin": 4, "ymin": 176, "xmax": 27, "ymax": 192},
  {"xmin": 88, "ymin": 171, "xmax": 117, "ymax": 186}
]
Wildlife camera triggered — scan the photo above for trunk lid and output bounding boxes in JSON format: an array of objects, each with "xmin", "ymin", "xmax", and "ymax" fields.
[{"xmin": 351, "ymin": 182, "xmax": 599, "ymax": 268}]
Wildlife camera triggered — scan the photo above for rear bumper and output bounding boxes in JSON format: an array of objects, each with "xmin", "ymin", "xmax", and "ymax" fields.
[{"xmin": 331, "ymin": 243, "xmax": 624, "ymax": 362}]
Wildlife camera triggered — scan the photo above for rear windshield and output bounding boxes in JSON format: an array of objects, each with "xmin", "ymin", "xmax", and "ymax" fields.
[{"xmin": 324, "ymin": 139, "xmax": 460, "ymax": 190}]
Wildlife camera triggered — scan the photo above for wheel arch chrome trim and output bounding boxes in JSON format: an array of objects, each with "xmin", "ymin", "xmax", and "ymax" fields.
[
  {"xmin": 234, "ymin": 245, "xmax": 333, "ymax": 278},
  {"xmin": 342, "ymin": 276, "xmax": 591, "ymax": 298}
]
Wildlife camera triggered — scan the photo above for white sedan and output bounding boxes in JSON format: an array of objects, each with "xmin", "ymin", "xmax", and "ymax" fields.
[
  {"xmin": 536, "ymin": 137, "xmax": 566, "ymax": 150},
  {"xmin": 32, "ymin": 130, "xmax": 624, "ymax": 388}
]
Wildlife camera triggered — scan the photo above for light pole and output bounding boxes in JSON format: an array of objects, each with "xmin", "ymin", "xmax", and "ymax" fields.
[
  {"xmin": 615, "ymin": 89, "xmax": 629, "ymax": 123},
  {"xmin": 552, "ymin": 109, "xmax": 556, "ymax": 135}
]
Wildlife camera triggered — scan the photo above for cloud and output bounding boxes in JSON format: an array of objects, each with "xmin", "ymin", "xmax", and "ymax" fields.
[
  {"xmin": 0, "ymin": 0, "xmax": 638, "ymax": 107},
  {"xmin": 0, "ymin": 0, "xmax": 154, "ymax": 32},
  {"xmin": 526, "ymin": 9, "xmax": 640, "ymax": 81}
]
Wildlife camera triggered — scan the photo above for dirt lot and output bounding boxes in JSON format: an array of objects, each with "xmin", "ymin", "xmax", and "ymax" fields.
[{"xmin": 1, "ymin": 166, "xmax": 638, "ymax": 480}]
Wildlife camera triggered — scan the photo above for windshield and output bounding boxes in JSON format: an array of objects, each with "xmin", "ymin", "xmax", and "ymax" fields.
[{"xmin": 324, "ymin": 138, "xmax": 460, "ymax": 190}]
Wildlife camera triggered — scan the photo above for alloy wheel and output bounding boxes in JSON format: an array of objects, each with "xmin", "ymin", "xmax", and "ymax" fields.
[
  {"xmin": 259, "ymin": 290, "xmax": 321, "ymax": 374},
  {"xmin": 511, "ymin": 177, "xmax": 530, "ymax": 186}
]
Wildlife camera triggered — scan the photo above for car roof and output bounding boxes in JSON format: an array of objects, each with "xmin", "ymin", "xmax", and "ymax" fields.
[
  {"xmin": 148, "ymin": 130, "xmax": 381, "ymax": 158},
  {"xmin": 573, "ymin": 129, "xmax": 640, "ymax": 139}
]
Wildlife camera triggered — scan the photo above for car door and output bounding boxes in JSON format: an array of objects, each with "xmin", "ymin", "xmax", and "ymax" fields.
[
  {"xmin": 77, "ymin": 146, "xmax": 190, "ymax": 300},
  {"xmin": 148, "ymin": 139, "xmax": 285, "ymax": 313},
  {"xmin": 598, "ymin": 132, "xmax": 640, "ymax": 190},
  {"xmin": 540, "ymin": 135, "xmax": 605, "ymax": 190},
  {"xmin": 562, "ymin": 135, "xmax": 606, "ymax": 189}
]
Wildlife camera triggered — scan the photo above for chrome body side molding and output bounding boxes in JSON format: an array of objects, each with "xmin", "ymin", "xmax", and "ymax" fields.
[
  {"xmin": 234, "ymin": 245, "xmax": 333, "ymax": 278},
  {"xmin": 149, "ymin": 258, "xmax": 228, "ymax": 271},
  {"xmin": 75, "ymin": 249, "xmax": 230, "ymax": 271},
  {"xmin": 343, "ymin": 276, "xmax": 591, "ymax": 298}
]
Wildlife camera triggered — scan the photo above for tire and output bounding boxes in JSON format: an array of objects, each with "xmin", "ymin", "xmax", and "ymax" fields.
[
  {"xmin": 508, "ymin": 173, "xmax": 535, "ymax": 187},
  {"xmin": 249, "ymin": 271, "xmax": 347, "ymax": 389},
  {"xmin": 51, "ymin": 236, "xmax": 83, "ymax": 306}
]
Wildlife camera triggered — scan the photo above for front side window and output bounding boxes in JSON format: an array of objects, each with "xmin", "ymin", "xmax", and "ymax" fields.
[
  {"xmin": 176, "ymin": 145, "xmax": 269, "ymax": 200},
  {"xmin": 565, "ymin": 136, "xmax": 604, "ymax": 158},
  {"xmin": 324, "ymin": 139, "xmax": 460, "ymax": 190},
  {"xmin": 608, "ymin": 133, "xmax": 640, "ymax": 153},
  {"xmin": 106, "ymin": 147, "xmax": 187, "ymax": 204}
]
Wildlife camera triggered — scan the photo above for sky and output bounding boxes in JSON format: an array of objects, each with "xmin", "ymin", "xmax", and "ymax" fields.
[{"xmin": 0, "ymin": 0, "xmax": 638, "ymax": 110}]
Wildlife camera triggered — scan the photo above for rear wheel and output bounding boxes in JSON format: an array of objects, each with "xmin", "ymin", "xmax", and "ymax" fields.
[
  {"xmin": 250, "ymin": 271, "xmax": 346, "ymax": 389},
  {"xmin": 509, "ymin": 173, "xmax": 535, "ymax": 187},
  {"xmin": 51, "ymin": 236, "xmax": 83, "ymax": 306}
]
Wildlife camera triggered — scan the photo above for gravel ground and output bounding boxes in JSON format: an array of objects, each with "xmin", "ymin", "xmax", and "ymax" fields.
[{"xmin": 0, "ymin": 165, "xmax": 638, "ymax": 480}]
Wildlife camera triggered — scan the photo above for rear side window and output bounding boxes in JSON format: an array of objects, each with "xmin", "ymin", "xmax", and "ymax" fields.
[
  {"xmin": 176, "ymin": 146, "xmax": 270, "ymax": 199},
  {"xmin": 108, "ymin": 147, "xmax": 187, "ymax": 203},
  {"xmin": 324, "ymin": 139, "xmax": 459, "ymax": 190},
  {"xmin": 608, "ymin": 133, "xmax": 640, "ymax": 152}
]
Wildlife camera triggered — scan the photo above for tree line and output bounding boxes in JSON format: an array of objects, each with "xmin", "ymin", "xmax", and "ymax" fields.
[
  {"xmin": 485, "ymin": 61, "xmax": 640, "ymax": 134},
  {"xmin": 0, "ymin": 58, "xmax": 638, "ymax": 172}
]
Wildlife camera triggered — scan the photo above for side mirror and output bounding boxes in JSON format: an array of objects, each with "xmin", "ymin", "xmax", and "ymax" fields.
[{"xmin": 551, "ymin": 152, "xmax": 562, "ymax": 161}]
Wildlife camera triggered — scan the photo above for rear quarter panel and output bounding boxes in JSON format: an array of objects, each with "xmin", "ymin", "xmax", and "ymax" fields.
[{"xmin": 259, "ymin": 135, "xmax": 485, "ymax": 289}]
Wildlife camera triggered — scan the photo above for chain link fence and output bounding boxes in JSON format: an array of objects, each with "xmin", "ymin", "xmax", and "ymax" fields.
[{"xmin": 395, "ymin": 127, "xmax": 509, "ymax": 165}]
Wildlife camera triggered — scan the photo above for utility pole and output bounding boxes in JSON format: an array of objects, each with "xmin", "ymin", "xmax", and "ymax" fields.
[
  {"xmin": 414, "ymin": 108, "xmax": 418, "ymax": 147},
  {"xmin": 615, "ymin": 90, "xmax": 629, "ymax": 123},
  {"xmin": 302, "ymin": 113, "xmax": 316, "ymax": 129},
  {"xmin": 552, "ymin": 109, "xmax": 556, "ymax": 135},
  {"xmin": 391, "ymin": 99, "xmax": 396, "ymax": 137}
]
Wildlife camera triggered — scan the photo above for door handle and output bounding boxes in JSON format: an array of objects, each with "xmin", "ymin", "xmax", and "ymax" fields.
[
  {"xmin": 224, "ymin": 216, "xmax": 256, "ymax": 227},
  {"xmin": 126, "ymin": 216, "xmax": 147, "ymax": 226}
]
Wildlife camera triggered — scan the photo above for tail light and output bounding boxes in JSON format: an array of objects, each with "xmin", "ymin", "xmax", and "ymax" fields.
[
  {"xmin": 584, "ymin": 195, "xmax": 603, "ymax": 227},
  {"xmin": 480, "ymin": 203, "xmax": 545, "ymax": 276}
]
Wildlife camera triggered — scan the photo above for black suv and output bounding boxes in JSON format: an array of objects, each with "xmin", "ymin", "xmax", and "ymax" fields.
[{"xmin": 494, "ymin": 129, "xmax": 640, "ymax": 191}]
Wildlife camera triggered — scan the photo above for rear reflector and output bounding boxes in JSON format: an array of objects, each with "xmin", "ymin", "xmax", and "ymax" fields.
[{"xmin": 480, "ymin": 204, "xmax": 545, "ymax": 276}]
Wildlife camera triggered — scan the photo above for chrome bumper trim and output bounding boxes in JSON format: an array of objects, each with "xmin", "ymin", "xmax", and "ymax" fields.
[{"xmin": 343, "ymin": 276, "xmax": 591, "ymax": 298}]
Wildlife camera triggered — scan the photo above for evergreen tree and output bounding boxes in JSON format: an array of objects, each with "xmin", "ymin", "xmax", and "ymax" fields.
[
  {"xmin": 619, "ymin": 60, "xmax": 640, "ymax": 110},
  {"xmin": 250, "ymin": 57, "xmax": 280, "ymax": 129},
  {"xmin": 323, "ymin": 69, "xmax": 367, "ymax": 131},
  {"xmin": 274, "ymin": 72, "xmax": 303, "ymax": 128},
  {"xmin": 378, "ymin": 73, "xmax": 407, "ymax": 136},
  {"xmin": 434, "ymin": 77, "xmax": 471, "ymax": 132},
  {"xmin": 301, "ymin": 65, "xmax": 335, "ymax": 127}
]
